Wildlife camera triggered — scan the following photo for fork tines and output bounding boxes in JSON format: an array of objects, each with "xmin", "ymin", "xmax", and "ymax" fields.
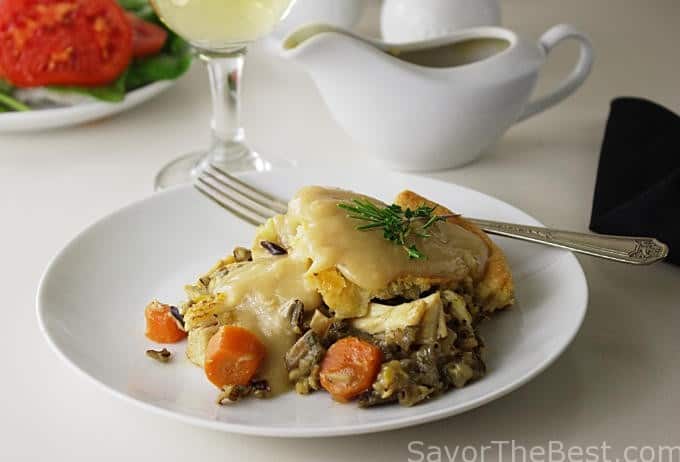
[{"xmin": 194, "ymin": 163, "xmax": 288, "ymax": 226}]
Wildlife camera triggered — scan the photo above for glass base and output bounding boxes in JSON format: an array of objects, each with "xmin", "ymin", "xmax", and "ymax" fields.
[{"xmin": 154, "ymin": 142, "xmax": 283, "ymax": 191}]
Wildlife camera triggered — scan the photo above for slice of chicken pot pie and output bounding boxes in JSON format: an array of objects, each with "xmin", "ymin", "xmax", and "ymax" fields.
[{"xmin": 148, "ymin": 186, "xmax": 514, "ymax": 407}]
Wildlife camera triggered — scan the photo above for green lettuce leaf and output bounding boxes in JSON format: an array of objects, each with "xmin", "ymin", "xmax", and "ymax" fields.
[
  {"xmin": 118, "ymin": 0, "xmax": 157, "ymax": 22},
  {"xmin": 0, "ymin": 79, "xmax": 13, "ymax": 94},
  {"xmin": 48, "ymin": 71, "xmax": 129, "ymax": 103},
  {"xmin": 0, "ymin": 80, "xmax": 30, "ymax": 112},
  {"xmin": 125, "ymin": 34, "xmax": 193, "ymax": 90}
]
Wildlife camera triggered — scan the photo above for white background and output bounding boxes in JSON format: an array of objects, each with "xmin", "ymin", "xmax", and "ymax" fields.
[{"xmin": 2, "ymin": 0, "xmax": 679, "ymax": 460}]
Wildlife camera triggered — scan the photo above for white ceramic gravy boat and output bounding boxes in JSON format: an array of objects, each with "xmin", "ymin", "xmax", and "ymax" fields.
[{"xmin": 282, "ymin": 24, "xmax": 593, "ymax": 171}]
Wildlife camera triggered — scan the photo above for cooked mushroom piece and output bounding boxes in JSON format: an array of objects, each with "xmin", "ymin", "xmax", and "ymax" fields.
[
  {"xmin": 443, "ymin": 351, "xmax": 485, "ymax": 388},
  {"xmin": 146, "ymin": 348, "xmax": 172, "ymax": 363},
  {"xmin": 285, "ymin": 331, "xmax": 325, "ymax": 373},
  {"xmin": 398, "ymin": 384, "xmax": 433, "ymax": 407},
  {"xmin": 358, "ymin": 391, "xmax": 398, "ymax": 408},
  {"xmin": 413, "ymin": 344, "xmax": 441, "ymax": 387},
  {"xmin": 285, "ymin": 331, "xmax": 326, "ymax": 393},
  {"xmin": 282, "ymin": 299, "xmax": 305, "ymax": 334},
  {"xmin": 455, "ymin": 329, "xmax": 479, "ymax": 351},
  {"xmin": 321, "ymin": 319, "xmax": 351, "ymax": 347},
  {"xmin": 375, "ymin": 326, "xmax": 418, "ymax": 353}
]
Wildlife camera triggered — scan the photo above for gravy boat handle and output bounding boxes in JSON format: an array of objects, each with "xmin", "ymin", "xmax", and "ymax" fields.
[{"xmin": 516, "ymin": 24, "xmax": 594, "ymax": 122}]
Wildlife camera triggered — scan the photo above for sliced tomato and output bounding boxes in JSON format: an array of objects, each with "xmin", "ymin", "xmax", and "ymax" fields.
[
  {"xmin": 127, "ymin": 13, "xmax": 167, "ymax": 58},
  {"xmin": 0, "ymin": 0, "xmax": 132, "ymax": 87}
]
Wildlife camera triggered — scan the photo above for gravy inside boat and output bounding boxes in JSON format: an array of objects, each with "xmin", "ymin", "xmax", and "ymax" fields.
[{"xmin": 390, "ymin": 38, "xmax": 511, "ymax": 68}]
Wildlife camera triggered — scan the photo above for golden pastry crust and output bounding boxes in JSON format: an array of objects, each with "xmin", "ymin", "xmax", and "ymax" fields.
[
  {"xmin": 394, "ymin": 190, "xmax": 514, "ymax": 313},
  {"xmin": 307, "ymin": 191, "xmax": 514, "ymax": 318}
]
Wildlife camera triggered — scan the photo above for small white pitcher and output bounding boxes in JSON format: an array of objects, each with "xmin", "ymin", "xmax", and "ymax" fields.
[{"xmin": 283, "ymin": 24, "xmax": 594, "ymax": 171}]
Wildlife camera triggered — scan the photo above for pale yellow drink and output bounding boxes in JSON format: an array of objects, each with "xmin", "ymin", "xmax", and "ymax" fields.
[{"xmin": 151, "ymin": 0, "xmax": 294, "ymax": 48}]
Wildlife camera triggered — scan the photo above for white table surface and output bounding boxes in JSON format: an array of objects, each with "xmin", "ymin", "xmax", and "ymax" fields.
[{"xmin": 2, "ymin": 1, "xmax": 679, "ymax": 460}]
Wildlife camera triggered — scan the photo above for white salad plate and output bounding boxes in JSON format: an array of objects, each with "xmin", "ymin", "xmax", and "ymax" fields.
[
  {"xmin": 0, "ymin": 80, "xmax": 174, "ymax": 133},
  {"xmin": 37, "ymin": 168, "xmax": 588, "ymax": 437}
]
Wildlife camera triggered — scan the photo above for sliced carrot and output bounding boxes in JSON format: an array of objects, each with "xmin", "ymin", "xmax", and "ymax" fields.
[
  {"xmin": 204, "ymin": 325, "xmax": 267, "ymax": 388},
  {"xmin": 144, "ymin": 300, "xmax": 186, "ymax": 343},
  {"xmin": 319, "ymin": 337, "xmax": 383, "ymax": 402}
]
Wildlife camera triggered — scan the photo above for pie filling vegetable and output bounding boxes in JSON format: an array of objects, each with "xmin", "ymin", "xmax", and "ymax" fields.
[{"xmin": 145, "ymin": 187, "xmax": 515, "ymax": 407}]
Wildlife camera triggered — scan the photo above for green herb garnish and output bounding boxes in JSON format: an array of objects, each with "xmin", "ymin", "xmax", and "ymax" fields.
[{"xmin": 338, "ymin": 199, "xmax": 449, "ymax": 259}]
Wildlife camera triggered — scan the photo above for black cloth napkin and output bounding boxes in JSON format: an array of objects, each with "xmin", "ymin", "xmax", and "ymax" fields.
[{"xmin": 590, "ymin": 97, "xmax": 680, "ymax": 265}]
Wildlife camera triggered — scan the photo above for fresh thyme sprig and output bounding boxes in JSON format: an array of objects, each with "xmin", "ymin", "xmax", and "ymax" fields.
[{"xmin": 338, "ymin": 199, "xmax": 449, "ymax": 259}]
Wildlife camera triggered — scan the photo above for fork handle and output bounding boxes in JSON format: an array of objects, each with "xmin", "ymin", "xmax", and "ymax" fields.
[{"xmin": 468, "ymin": 218, "xmax": 669, "ymax": 265}]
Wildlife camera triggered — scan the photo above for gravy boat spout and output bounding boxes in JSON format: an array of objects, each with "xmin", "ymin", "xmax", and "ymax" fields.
[
  {"xmin": 284, "ymin": 24, "xmax": 394, "ymax": 53},
  {"xmin": 282, "ymin": 24, "xmax": 593, "ymax": 171}
]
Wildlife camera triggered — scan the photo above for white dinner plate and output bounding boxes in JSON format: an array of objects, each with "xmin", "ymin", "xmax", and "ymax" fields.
[
  {"xmin": 0, "ymin": 80, "xmax": 175, "ymax": 132},
  {"xmin": 36, "ymin": 168, "xmax": 588, "ymax": 437}
]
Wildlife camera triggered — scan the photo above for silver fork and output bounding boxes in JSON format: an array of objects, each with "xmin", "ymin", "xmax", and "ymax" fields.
[{"xmin": 194, "ymin": 162, "xmax": 669, "ymax": 265}]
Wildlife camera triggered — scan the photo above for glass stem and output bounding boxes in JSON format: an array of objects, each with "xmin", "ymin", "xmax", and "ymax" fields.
[{"xmin": 199, "ymin": 48, "xmax": 247, "ymax": 162}]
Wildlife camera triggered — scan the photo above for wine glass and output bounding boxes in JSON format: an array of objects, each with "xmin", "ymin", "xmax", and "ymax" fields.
[{"xmin": 151, "ymin": 0, "xmax": 296, "ymax": 190}]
